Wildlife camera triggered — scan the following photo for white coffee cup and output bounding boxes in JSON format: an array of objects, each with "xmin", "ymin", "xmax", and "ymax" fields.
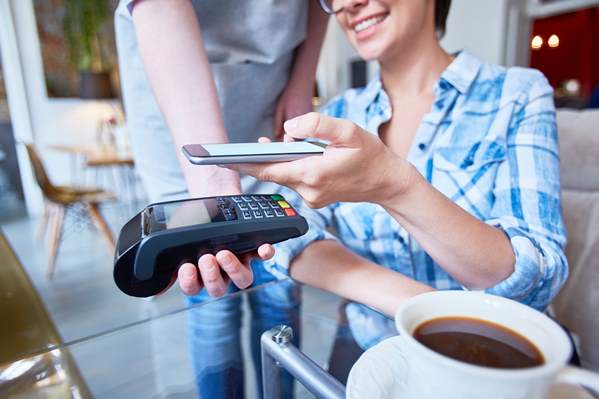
[{"xmin": 347, "ymin": 291, "xmax": 599, "ymax": 399}]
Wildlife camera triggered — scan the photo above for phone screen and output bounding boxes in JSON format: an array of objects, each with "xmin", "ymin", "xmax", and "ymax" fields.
[{"xmin": 190, "ymin": 142, "xmax": 324, "ymax": 157}]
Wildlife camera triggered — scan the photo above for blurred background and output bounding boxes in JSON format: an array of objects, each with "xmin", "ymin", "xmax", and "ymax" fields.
[
  {"xmin": 1, "ymin": 0, "xmax": 598, "ymax": 397},
  {"xmin": 1, "ymin": 0, "xmax": 598, "ymax": 220}
]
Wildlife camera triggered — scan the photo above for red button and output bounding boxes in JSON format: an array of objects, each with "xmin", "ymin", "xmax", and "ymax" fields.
[{"xmin": 284, "ymin": 208, "xmax": 296, "ymax": 217}]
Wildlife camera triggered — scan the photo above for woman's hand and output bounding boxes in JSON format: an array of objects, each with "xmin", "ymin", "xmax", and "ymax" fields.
[
  {"xmin": 229, "ymin": 112, "xmax": 417, "ymax": 208},
  {"xmin": 273, "ymin": 82, "xmax": 315, "ymax": 140},
  {"xmin": 173, "ymin": 245, "xmax": 275, "ymax": 296}
]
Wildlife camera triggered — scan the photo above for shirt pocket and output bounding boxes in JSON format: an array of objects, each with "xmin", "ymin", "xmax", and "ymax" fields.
[
  {"xmin": 432, "ymin": 140, "xmax": 506, "ymax": 173},
  {"xmin": 431, "ymin": 140, "xmax": 506, "ymax": 215}
]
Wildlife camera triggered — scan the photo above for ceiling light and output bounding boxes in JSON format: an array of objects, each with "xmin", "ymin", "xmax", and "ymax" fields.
[{"xmin": 531, "ymin": 35, "xmax": 543, "ymax": 50}]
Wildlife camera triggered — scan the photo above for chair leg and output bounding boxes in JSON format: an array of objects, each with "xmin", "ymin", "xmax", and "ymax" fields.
[
  {"xmin": 87, "ymin": 203, "xmax": 115, "ymax": 251},
  {"xmin": 47, "ymin": 205, "xmax": 65, "ymax": 279},
  {"xmin": 36, "ymin": 202, "xmax": 52, "ymax": 241}
]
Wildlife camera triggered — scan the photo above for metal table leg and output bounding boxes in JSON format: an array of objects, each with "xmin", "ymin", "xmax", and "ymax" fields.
[{"xmin": 261, "ymin": 325, "xmax": 346, "ymax": 399}]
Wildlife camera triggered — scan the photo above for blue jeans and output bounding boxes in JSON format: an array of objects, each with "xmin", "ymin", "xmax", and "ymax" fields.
[{"xmin": 186, "ymin": 261, "xmax": 301, "ymax": 398}]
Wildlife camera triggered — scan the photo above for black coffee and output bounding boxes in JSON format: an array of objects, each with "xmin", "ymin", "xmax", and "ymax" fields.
[{"xmin": 413, "ymin": 316, "xmax": 544, "ymax": 369}]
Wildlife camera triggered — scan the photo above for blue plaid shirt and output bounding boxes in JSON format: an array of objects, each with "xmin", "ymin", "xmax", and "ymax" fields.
[{"xmin": 265, "ymin": 51, "xmax": 568, "ymax": 349}]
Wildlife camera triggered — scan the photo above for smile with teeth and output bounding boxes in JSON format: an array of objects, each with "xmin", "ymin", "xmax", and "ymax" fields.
[{"xmin": 354, "ymin": 15, "xmax": 387, "ymax": 33}]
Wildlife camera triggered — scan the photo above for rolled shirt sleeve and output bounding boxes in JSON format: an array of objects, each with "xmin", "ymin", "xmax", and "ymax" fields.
[
  {"xmin": 258, "ymin": 187, "xmax": 338, "ymax": 280},
  {"xmin": 259, "ymin": 100, "xmax": 344, "ymax": 280},
  {"xmin": 483, "ymin": 71, "xmax": 568, "ymax": 311}
]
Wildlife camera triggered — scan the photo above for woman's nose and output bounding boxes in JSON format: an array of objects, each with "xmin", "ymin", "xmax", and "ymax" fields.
[{"xmin": 344, "ymin": 0, "xmax": 370, "ymax": 13}]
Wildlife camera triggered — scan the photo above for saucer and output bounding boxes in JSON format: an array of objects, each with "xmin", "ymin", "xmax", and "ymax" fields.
[
  {"xmin": 346, "ymin": 336, "xmax": 594, "ymax": 399},
  {"xmin": 346, "ymin": 336, "xmax": 407, "ymax": 399}
]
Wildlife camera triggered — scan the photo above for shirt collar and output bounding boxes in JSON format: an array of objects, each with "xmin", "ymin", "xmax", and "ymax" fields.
[
  {"xmin": 360, "ymin": 78, "xmax": 385, "ymax": 110},
  {"xmin": 358, "ymin": 50, "xmax": 482, "ymax": 124},
  {"xmin": 365, "ymin": 50, "xmax": 483, "ymax": 108},
  {"xmin": 438, "ymin": 50, "xmax": 482, "ymax": 94}
]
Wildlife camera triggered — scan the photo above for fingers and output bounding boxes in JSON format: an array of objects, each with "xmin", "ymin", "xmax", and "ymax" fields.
[
  {"xmin": 225, "ymin": 159, "xmax": 307, "ymax": 187},
  {"xmin": 197, "ymin": 254, "xmax": 228, "ymax": 297},
  {"xmin": 283, "ymin": 112, "xmax": 358, "ymax": 145},
  {"xmin": 216, "ymin": 250, "xmax": 254, "ymax": 289},
  {"xmin": 238, "ymin": 244, "xmax": 275, "ymax": 277},
  {"xmin": 257, "ymin": 243, "xmax": 275, "ymax": 260},
  {"xmin": 181, "ymin": 249, "xmax": 261, "ymax": 297},
  {"xmin": 283, "ymin": 134, "xmax": 295, "ymax": 143},
  {"xmin": 225, "ymin": 132, "xmax": 310, "ymax": 186},
  {"xmin": 177, "ymin": 262, "xmax": 202, "ymax": 296},
  {"xmin": 224, "ymin": 163, "xmax": 274, "ymax": 181}
]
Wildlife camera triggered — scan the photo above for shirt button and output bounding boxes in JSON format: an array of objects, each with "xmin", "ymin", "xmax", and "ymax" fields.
[{"xmin": 418, "ymin": 143, "xmax": 427, "ymax": 151}]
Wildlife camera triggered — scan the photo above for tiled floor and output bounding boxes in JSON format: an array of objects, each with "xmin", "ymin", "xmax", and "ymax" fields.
[{"xmin": 1, "ymin": 202, "xmax": 344, "ymax": 398}]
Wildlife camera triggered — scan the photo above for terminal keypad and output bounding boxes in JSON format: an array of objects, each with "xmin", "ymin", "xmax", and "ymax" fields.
[{"xmin": 227, "ymin": 195, "xmax": 295, "ymax": 221}]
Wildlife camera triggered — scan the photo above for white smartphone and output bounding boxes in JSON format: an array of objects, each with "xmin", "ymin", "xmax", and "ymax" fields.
[{"xmin": 182, "ymin": 141, "xmax": 326, "ymax": 165}]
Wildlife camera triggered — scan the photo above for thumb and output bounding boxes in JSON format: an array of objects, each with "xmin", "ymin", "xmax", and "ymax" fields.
[{"xmin": 283, "ymin": 112, "xmax": 358, "ymax": 146}]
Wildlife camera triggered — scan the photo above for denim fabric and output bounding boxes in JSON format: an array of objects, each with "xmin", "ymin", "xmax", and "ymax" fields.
[
  {"xmin": 268, "ymin": 51, "xmax": 568, "ymax": 349},
  {"xmin": 186, "ymin": 262, "xmax": 301, "ymax": 398}
]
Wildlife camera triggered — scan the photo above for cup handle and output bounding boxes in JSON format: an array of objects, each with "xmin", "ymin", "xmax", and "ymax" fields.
[{"xmin": 554, "ymin": 365, "xmax": 599, "ymax": 395}]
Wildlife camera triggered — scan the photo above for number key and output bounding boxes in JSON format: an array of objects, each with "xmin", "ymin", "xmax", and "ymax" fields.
[{"xmin": 274, "ymin": 209, "xmax": 285, "ymax": 217}]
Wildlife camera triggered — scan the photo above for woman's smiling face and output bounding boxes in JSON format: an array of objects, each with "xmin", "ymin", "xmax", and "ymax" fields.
[{"xmin": 335, "ymin": 0, "xmax": 435, "ymax": 62}]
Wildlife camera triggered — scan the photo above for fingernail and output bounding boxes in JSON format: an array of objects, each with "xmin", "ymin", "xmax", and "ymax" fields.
[
  {"xmin": 284, "ymin": 118, "xmax": 298, "ymax": 131},
  {"xmin": 220, "ymin": 252, "xmax": 233, "ymax": 264},
  {"xmin": 183, "ymin": 267, "xmax": 195, "ymax": 279}
]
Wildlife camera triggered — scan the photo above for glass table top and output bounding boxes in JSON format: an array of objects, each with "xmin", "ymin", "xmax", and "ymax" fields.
[
  {"xmin": 0, "ymin": 280, "xmax": 353, "ymax": 399},
  {"xmin": 2, "ymin": 280, "xmax": 595, "ymax": 399}
]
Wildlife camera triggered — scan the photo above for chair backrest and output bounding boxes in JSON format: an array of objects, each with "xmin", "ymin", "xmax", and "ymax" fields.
[
  {"xmin": 553, "ymin": 109, "xmax": 599, "ymax": 372},
  {"xmin": 23, "ymin": 143, "xmax": 55, "ymax": 197}
]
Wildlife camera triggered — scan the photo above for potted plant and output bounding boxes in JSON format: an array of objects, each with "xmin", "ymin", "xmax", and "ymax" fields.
[{"xmin": 62, "ymin": 0, "xmax": 114, "ymax": 99}]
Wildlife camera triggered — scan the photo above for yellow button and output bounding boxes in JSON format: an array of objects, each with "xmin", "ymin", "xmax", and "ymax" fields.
[{"xmin": 277, "ymin": 201, "xmax": 290, "ymax": 209}]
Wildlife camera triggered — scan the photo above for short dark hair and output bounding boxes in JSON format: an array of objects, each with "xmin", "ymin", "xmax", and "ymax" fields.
[{"xmin": 435, "ymin": 0, "xmax": 452, "ymax": 37}]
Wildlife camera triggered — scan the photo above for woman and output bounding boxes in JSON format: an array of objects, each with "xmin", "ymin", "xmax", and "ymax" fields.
[{"xmin": 230, "ymin": 0, "xmax": 568, "ymax": 350}]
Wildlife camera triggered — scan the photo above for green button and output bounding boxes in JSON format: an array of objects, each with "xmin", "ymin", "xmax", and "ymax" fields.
[{"xmin": 270, "ymin": 195, "xmax": 284, "ymax": 201}]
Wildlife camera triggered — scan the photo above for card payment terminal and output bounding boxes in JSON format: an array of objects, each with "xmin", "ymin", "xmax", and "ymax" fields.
[{"xmin": 113, "ymin": 194, "xmax": 308, "ymax": 297}]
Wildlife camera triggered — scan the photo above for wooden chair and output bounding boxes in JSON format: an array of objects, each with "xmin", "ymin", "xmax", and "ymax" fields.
[{"xmin": 24, "ymin": 143, "xmax": 116, "ymax": 278}]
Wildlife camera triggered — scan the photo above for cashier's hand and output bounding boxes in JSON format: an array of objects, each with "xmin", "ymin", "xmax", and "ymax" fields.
[
  {"xmin": 227, "ymin": 112, "xmax": 413, "ymax": 209},
  {"xmin": 274, "ymin": 79, "xmax": 314, "ymax": 140},
  {"xmin": 176, "ymin": 245, "xmax": 275, "ymax": 297}
]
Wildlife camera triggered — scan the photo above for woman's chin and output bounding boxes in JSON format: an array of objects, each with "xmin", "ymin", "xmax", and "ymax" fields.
[{"xmin": 355, "ymin": 47, "xmax": 384, "ymax": 62}]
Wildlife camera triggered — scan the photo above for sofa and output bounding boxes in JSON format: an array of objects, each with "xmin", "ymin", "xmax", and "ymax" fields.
[{"xmin": 553, "ymin": 109, "xmax": 599, "ymax": 372}]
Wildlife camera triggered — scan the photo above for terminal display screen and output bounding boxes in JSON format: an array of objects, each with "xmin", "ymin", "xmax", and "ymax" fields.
[{"xmin": 142, "ymin": 198, "xmax": 225, "ymax": 235}]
